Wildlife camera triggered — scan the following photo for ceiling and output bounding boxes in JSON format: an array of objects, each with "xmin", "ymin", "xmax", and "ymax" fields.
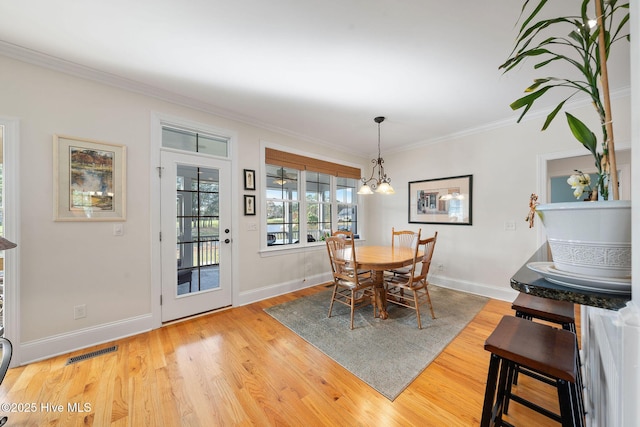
[{"xmin": 0, "ymin": 1, "xmax": 631, "ymax": 156}]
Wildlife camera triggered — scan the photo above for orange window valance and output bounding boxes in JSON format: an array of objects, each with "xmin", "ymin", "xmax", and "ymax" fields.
[{"xmin": 265, "ymin": 148, "xmax": 361, "ymax": 180}]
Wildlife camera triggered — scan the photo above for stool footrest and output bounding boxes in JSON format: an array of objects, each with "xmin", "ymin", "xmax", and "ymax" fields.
[
  {"xmin": 508, "ymin": 392, "xmax": 562, "ymax": 422},
  {"xmin": 518, "ymin": 366, "xmax": 557, "ymax": 386}
]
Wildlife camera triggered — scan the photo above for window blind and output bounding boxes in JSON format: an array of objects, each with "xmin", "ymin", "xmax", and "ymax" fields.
[{"xmin": 265, "ymin": 148, "xmax": 361, "ymax": 179}]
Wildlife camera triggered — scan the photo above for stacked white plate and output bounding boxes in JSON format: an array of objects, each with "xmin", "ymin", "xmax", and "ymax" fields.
[{"xmin": 527, "ymin": 262, "xmax": 631, "ymax": 294}]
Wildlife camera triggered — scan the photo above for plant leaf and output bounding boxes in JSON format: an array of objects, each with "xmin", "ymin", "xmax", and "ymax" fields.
[
  {"xmin": 510, "ymin": 86, "xmax": 551, "ymax": 111},
  {"xmin": 566, "ymin": 113, "xmax": 597, "ymax": 155},
  {"xmin": 542, "ymin": 100, "xmax": 566, "ymax": 130}
]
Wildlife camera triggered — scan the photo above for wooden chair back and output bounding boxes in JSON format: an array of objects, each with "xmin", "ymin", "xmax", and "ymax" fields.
[
  {"xmin": 391, "ymin": 227, "xmax": 421, "ymax": 249},
  {"xmin": 415, "ymin": 232, "xmax": 438, "ymax": 283},
  {"xmin": 396, "ymin": 232, "xmax": 438, "ymax": 285},
  {"xmin": 332, "ymin": 230, "xmax": 353, "ymax": 239},
  {"xmin": 325, "ymin": 236, "xmax": 360, "ymax": 284}
]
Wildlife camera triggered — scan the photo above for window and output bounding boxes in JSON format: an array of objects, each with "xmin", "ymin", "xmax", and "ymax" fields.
[
  {"xmin": 306, "ymin": 171, "xmax": 331, "ymax": 242},
  {"xmin": 266, "ymin": 165, "xmax": 299, "ymax": 246},
  {"xmin": 162, "ymin": 126, "xmax": 229, "ymax": 157},
  {"xmin": 265, "ymin": 148, "xmax": 361, "ymax": 248},
  {"xmin": 336, "ymin": 177, "xmax": 358, "ymax": 233}
]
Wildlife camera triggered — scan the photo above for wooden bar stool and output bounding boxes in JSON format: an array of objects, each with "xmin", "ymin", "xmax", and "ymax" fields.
[
  {"xmin": 481, "ymin": 316, "xmax": 584, "ymax": 427},
  {"xmin": 512, "ymin": 293, "xmax": 576, "ymax": 332},
  {"xmin": 510, "ymin": 293, "xmax": 583, "ymax": 418}
]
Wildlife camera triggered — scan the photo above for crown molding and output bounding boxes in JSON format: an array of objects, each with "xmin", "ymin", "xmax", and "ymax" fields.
[{"xmin": 1, "ymin": 41, "xmax": 630, "ymax": 159}]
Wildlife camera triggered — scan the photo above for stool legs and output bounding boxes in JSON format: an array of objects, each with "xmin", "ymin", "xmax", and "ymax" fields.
[
  {"xmin": 481, "ymin": 353, "xmax": 508, "ymax": 427},
  {"xmin": 482, "ymin": 316, "xmax": 585, "ymax": 427},
  {"xmin": 511, "ymin": 309, "xmax": 585, "ymax": 420},
  {"xmin": 482, "ymin": 355, "xmax": 584, "ymax": 427},
  {"xmin": 558, "ymin": 378, "xmax": 586, "ymax": 427}
]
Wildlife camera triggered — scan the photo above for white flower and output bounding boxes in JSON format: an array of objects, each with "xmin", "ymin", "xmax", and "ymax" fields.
[{"xmin": 567, "ymin": 171, "xmax": 592, "ymax": 199}]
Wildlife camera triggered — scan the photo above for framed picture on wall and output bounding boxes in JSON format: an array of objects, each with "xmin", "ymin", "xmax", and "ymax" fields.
[
  {"xmin": 408, "ymin": 174, "xmax": 472, "ymax": 225},
  {"xmin": 244, "ymin": 169, "xmax": 256, "ymax": 190},
  {"xmin": 53, "ymin": 134, "xmax": 127, "ymax": 221},
  {"xmin": 244, "ymin": 195, "xmax": 256, "ymax": 215}
]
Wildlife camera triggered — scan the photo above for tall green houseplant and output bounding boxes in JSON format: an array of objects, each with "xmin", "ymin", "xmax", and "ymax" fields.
[{"xmin": 500, "ymin": 0, "xmax": 629, "ymax": 200}]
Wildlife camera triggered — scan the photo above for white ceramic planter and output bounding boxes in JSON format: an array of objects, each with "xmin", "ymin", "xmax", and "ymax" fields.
[{"xmin": 536, "ymin": 200, "xmax": 631, "ymax": 279}]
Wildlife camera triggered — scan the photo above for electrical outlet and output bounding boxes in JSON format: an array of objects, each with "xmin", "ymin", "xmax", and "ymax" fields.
[
  {"xmin": 74, "ymin": 304, "xmax": 86, "ymax": 319},
  {"xmin": 504, "ymin": 221, "xmax": 516, "ymax": 231}
]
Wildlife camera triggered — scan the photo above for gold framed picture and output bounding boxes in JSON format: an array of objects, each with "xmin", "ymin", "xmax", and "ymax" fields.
[{"xmin": 53, "ymin": 134, "xmax": 127, "ymax": 221}]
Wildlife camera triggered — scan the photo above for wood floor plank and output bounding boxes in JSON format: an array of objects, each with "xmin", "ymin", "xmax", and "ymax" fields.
[{"xmin": 0, "ymin": 285, "xmax": 576, "ymax": 426}]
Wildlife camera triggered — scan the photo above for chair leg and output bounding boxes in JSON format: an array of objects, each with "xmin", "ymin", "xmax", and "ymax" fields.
[
  {"xmin": 424, "ymin": 287, "xmax": 436, "ymax": 319},
  {"xmin": 350, "ymin": 289, "xmax": 355, "ymax": 330},
  {"xmin": 328, "ymin": 285, "xmax": 338, "ymax": 318},
  {"xmin": 413, "ymin": 289, "xmax": 423, "ymax": 329}
]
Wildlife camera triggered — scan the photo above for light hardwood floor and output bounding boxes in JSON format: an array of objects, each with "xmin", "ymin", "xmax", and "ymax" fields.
[{"xmin": 0, "ymin": 285, "xmax": 579, "ymax": 426}]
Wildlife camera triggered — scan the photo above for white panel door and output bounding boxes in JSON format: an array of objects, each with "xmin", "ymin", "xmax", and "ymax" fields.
[{"xmin": 160, "ymin": 150, "xmax": 231, "ymax": 322}]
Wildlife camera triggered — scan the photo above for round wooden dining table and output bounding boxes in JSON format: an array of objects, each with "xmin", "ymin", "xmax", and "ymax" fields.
[{"xmin": 355, "ymin": 245, "xmax": 419, "ymax": 319}]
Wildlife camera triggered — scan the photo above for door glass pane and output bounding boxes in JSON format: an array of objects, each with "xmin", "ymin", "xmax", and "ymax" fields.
[
  {"xmin": 162, "ymin": 126, "xmax": 229, "ymax": 157},
  {"xmin": 197, "ymin": 134, "xmax": 228, "ymax": 157},
  {"xmin": 176, "ymin": 165, "xmax": 220, "ymax": 295}
]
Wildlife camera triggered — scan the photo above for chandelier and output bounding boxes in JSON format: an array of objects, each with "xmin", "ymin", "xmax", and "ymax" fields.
[{"xmin": 357, "ymin": 116, "xmax": 395, "ymax": 195}]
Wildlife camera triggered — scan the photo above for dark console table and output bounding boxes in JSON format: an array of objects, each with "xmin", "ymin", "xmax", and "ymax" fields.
[{"xmin": 510, "ymin": 244, "xmax": 632, "ymax": 311}]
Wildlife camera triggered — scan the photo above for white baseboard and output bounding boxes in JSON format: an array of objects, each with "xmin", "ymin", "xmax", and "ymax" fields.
[
  {"xmin": 18, "ymin": 314, "xmax": 154, "ymax": 366},
  {"xmin": 237, "ymin": 272, "xmax": 517, "ymax": 308},
  {"xmin": 236, "ymin": 272, "xmax": 332, "ymax": 306},
  {"xmin": 429, "ymin": 273, "xmax": 518, "ymax": 302}
]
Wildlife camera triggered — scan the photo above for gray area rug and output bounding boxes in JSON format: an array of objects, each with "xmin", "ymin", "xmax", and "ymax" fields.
[{"xmin": 264, "ymin": 285, "xmax": 488, "ymax": 401}]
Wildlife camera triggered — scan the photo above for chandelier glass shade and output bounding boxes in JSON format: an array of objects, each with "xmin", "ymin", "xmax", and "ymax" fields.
[{"xmin": 358, "ymin": 116, "xmax": 394, "ymax": 195}]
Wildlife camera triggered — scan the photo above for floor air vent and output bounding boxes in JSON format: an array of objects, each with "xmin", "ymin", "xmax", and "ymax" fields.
[{"xmin": 66, "ymin": 345, "xmax": 118, "ymax": 365}]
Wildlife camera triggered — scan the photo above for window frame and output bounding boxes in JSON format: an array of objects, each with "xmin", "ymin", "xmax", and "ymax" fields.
[{"xmin": 261, "ymin": 144, "xmax": 362, "ymax": 252}]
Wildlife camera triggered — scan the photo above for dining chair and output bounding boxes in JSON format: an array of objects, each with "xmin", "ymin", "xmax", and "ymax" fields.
[
  {"xmin": 332, "ymin": 229, "xmax": 352, "ymax": 239},
  {"xmin": 325, "ymin": 235, "xmax": 376, "ymax": 329},
  {"xmin": 387, "ymin": 227, "xmax": 421, "ymax": 277},
  {"xmin": 385, "ymin": 231, "xmax": 438, "ymax": 329},
  {"xmin": 331, "ymin": 230, "xmax": 370, "ymax": 276}
]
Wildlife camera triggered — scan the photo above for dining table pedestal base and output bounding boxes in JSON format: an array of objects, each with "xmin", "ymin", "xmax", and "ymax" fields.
[{"xmin": 372, "ymin": 270, "xmax": 388, "ymax": 319}]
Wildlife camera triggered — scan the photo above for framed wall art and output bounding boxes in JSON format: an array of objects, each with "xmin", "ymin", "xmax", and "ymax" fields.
[
  {"xmin": 408, "ymin": 174, "xmax": 472, "ymax": 225},
  {"xmin": 244, "ymin": 169, "xmax": 256, "ymax": 190},
  {"xmin": 244, "ymin": 195, "xmax": 256, "ymax": 215},
  {"xmin": 53, "ymin": 134, "xmax": 127, "ymax": 221}
]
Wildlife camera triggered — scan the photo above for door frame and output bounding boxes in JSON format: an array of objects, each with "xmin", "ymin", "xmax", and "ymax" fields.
[{"xmin": 150, "ymin": 112, "xmax": 239, "ymax": 328}]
